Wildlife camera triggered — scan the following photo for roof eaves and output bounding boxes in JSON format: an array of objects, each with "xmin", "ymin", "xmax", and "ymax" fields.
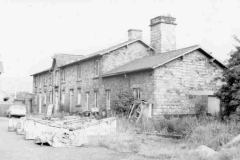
[
  {"xmin": 139, "ymin": 40, "xmax": 155, "ymax": 51},
  {"xmin": 102, "ymin": 67, "xmax": 153, "ymax": 78},
  {"xmin": 59, "ymin": 54, "xmax": 101, "ymax": 68},
  {"xmin": 197, "ymin": 45, "xmax": 228, "ymax": 69},
  {"xmin": 30, "ymin": 68, "xmax": 50, "ymax": 76},
  {"xmin": 152, "ymin": 45, "xmax": 200, "ymax": 69}
]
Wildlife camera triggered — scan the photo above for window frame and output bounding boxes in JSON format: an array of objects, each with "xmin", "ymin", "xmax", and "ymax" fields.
[
  {"xmin": 55, "ymin": 70, "xmax": 60, "ymax": 85},
  {"xmin": 94, "ymin": 60, "xmax": 99, "ymax": 77},
  {"xmin": 133, "ymin": 88, "xmax": 141, "ymax": 100},
  {"xmin": 86, "ymin": 92, "xmax": 89, "ymax": 111},
  {"xmin": 106, "ymin": 90, "xmax": 111, "ymax": 110},
  {"xmin": 61, "ymin": 90, "xmax": 65, "ymax": 104},
  {"xmin": 77, "ymin": 88, "xmax": 81, "ymax": 105},
  {"xmin": 61, "ymin": 69, "xmax": 65, "ymax": 82},
  {"xmin": 43, "ymin": 92, "xmax": 47, "ymax": 105},
  {"xmin": 94, "ymin": 91, "xmax": 98, "ymax": 108}
]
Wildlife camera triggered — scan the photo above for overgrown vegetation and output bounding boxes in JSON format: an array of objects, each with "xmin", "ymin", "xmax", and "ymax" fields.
[
  {"xmin": 88, "ymin": 116, "xmax": 240, "ymax": 159},
  {"xmin": 112, "ymin": 91, "xmax": 134, "ymax": 116}
]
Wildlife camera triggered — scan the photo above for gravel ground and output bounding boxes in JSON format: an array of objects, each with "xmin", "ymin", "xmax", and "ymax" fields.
[{"xmin": 0, "ymin": 117, "xmax": 132, "ymax": 160}]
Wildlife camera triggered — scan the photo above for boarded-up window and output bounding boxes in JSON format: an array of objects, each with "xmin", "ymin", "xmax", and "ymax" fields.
[
  {"xmin": 94, "ymin": 91, "xmax": 98, "ymax": 108},
  {"xmin": 34, "ymin": 77, "xmax": 37, "ymax": 87},
  {"xmin": 94, "ymin": 60, "xmax": 99, "ymax": 77},
  {"xmin": 61, "ymin": 69, "xmax": 65, "ymax": 82},
  {"xmin": 106, "ymin": 90, "xmax": 111, "ymax": 110},
  {"xmin": 77, "ymin": 88, "xmax": 81, "ymax": 105},
  {"xmin": 133, "ymin": 88, "xmax": 140, "ymax": 100},
  {"xmin": 49, "ymin": 91, "xmax": 52, "ymax": 104},
  {"xmin": 49, "ymin": 74, "xmax": 52, "ymax": 85},
  {"xmin": 86, "ymin": 92, "xmax": 89, "ymax": 110},
  {"xmin": 55, "ymin": 71, "xmax": 60, "ymax": 85},
  {"xmin": 61, "ymin": 90, "xmax": 65, "ymax": 104},
  {"xmin": 44, "ymin": 92, "xmax": 47, "ymax": 105}
]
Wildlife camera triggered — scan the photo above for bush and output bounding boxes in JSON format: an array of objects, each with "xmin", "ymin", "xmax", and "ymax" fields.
[
  {"xmin": 194, "ymin": 103, "xmax": 207, "ymax": 117},
  {"xmin": 188, "ymin": 119, "xmax": 240, "ymax": 150},
  {"xmin": 59, "ymin": 103, "xmax": 70, "ymax": 113},
  {"xmin": 112, "ymin": 91, "xmax": 134, "ymax": 116}
]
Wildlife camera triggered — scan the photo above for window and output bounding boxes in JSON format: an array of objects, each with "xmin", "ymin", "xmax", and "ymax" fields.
[
  {"xmin": 61, "ymin": 90, "xmax": 65, "ymax": 104},
  {"xmin": 61, "ymin": 69, "xmax": 65, "ymax": 82},
  {"xmin": 34, "ymin": 77, "xmax": 37, "ymax": 87},
  {"xmin": 77, "ymin": 65, "xmax": 81, "ymax": 80},
  {"xmin": 44, "ymin": 74, "xmax": 47, "ymax": 85},
  {"xmin": 77, "ymin": 88, "xmax": 81, "ymax": 105},
  {"xmin": 49, "ymin": 91, "xmax": 52, "ymax": 104},
  {"xmin": 44, "ymin": 92, "xmax": 47, "ymax": 105},
  {"xmin": 86, "ymin": 92, "xmax": 89, "ymax": 110},
  {"xmin": 34, "ymin": 94, "xmax": 37, "ymax": 105},
  {"xmin": 94, "ymin": 60, "xmax": 99, "ymax": 77},
  {"xmin": 133, "ymin": 88, "xmax": 140, "ymax": 100},
  {"xmin": 106, "ymin": 90, "xmax": 111, "ymax": 110},
  {"xmin": 49, "ymin": 74, "xmax": 52, "ymax": 85},
  {"xmin": 39, "ymin": 76, "xmax": 42, "ymax": 88},
  {"xmin": 94, "ymin": 91, "xmax": 98, "ymax": 108},
  {"xmin": 55, "ymin": 71, "xmax": 60, "ymax": 85}
]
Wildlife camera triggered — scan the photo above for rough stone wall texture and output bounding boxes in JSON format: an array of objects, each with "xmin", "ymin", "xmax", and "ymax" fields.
[
  {"xmin": 150, "ymin": 23, "xmax": 176, "ymax": 54},
  {"xmin": 102, "ymin": 70, "xmax": 154, "ymax": 111},
  {"xmin": 33, "ymin": 72, "xmax": 52, "ymax": 114},
  {"xmin": 60, "ymin": 64, "xmax": 78, "ymax": 112},
  {"xmin": 153, "ymin": 50, "xmax": 223, "ymax": 116},
  {"xmin": 101, "ymin": 42, "xmax": 153, "ymax": 73},
  {"xmin": 56, "ymin": 42, "xmax": 153, "ymax": 113}
]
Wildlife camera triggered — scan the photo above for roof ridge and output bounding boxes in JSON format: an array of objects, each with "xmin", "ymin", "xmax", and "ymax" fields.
[{"xmin": 59, "ymin": 38, "xmax": 151, "ymax": 68}]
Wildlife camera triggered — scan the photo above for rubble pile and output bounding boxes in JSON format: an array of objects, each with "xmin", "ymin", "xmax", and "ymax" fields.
[{"xmin": 8, "ymin": 116, "xmax": 117, "ymax": 147}]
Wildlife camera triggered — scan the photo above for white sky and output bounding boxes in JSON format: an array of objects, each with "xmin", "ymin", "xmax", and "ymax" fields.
[{"xmin": 0, "ymin": 0, "xmax": 239, "ymax": 93}]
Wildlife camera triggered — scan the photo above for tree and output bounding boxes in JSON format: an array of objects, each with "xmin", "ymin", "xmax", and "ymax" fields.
[{"xmin": 216, "ymin": 37, "xmax": 240, "ymax": 116}]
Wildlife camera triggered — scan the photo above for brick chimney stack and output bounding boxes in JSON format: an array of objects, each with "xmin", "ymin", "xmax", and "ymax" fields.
[
  {"xmin": 150, "ymin": 16, "xmax": 176, "ymax": 54},
  {"xmin": 128, "ymin": 29, "xmax": 142, "ymax": 40}
]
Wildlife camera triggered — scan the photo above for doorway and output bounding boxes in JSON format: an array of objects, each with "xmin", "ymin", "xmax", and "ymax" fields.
[
  {"xmin": 69, "ymin": 89, "xmax": 74, "ymax": 112},
  {"xmin": 55, "ymin": 90, "xmax": 59, "ymax": 112},
  {"xmin": 207, "ymin": 96, "xmax": 220, "ymax": 116},
  {"xmin": 39, "ymin": 94, "xmax": 42, "ymax": 114}
]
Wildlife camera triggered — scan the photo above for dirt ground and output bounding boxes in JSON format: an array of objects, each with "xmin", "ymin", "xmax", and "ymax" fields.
[{"xmin": 0, "ymin": 117, "xmax": 156, "ymax": 160}]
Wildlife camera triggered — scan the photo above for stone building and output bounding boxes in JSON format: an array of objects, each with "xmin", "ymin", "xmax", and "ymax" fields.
[{"xmin": 31, "ymin": 15, "xmax": 226, "ymax": 116}]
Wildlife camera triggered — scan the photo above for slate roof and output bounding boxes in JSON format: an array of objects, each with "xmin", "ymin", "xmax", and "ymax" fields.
[
  {"xmin": 30, "ymin": 68, "xmax": 50, "ymax": 76},
  {"xmin": 59, "ymin": 38, "xmax": 154, "ymax": 68},
  {"xmin": 31, "ymin": 54, "xmax": 83, "ymax": 76},
  {"xmin": 102, "ymin": 45, "xmax": 227, "ymax": 77}
]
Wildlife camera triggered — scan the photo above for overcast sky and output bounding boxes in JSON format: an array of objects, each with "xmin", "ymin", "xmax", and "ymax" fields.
[{"xmin": 0, "ymin": 0, "xmax": 239, "ymax": 93}]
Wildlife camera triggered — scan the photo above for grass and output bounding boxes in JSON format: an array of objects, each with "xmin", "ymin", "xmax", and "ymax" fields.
[{"xmin": 86, "ymin": 116, "xmax": 240, "ymax": 160}]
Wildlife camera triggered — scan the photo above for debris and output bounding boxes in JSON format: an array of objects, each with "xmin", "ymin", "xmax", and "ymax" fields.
[
  {"xmin": 8, "ymin": 118, "xmax": 20, "ymax": 132},
  {"xmin": 222, "ymin": 134, "xmax": 240, "ymax": 148},
  {"xmin": 23, "ymin": 116, "xmax": 116, "ymax": 147},
  {"xmin": 46, "ymin": 104, "xmax": 53, "ymax": 116},
  {"xmin": 128, "ymin": 100, "xmax": 153, "ymax": 123}
]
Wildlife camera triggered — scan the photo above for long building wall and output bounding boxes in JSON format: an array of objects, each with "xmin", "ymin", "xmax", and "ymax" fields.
[{"xmin": 32, "ymin": 41, "xmax": 153, "ymax": 114}]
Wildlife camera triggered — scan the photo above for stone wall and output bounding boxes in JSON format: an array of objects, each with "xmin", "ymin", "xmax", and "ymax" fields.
[
  {"xmin": 33, "ymin": 71, "xmax": 53, "ymax": 114},
  {"xmin": 101, "ymin": 42, "xmax": 153, "ymax": 73},
  {"xmin": 153, "ymin": 50, "xmax": 223, "ymax": 116},
  {"xmin": 58, "ymin": 41, "xmax": 153, "ymax": 113},
  {"xmin": 102, "ymin": 70, "xmax": 154, "ymax": 111}
]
